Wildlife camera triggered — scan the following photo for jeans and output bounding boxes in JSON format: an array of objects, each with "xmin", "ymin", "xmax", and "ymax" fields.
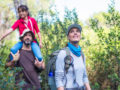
[{"xmin": 10, "ymin": 41, "xmax": 42, "ymax": 61}]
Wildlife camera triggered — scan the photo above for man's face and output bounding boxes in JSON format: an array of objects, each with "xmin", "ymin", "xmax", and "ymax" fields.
[{"xmin": 23, "ymin": 32, "xmax": 33, "ymax": 46}]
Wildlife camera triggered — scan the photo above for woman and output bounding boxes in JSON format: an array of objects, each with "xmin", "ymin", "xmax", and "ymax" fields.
[
  {"xmin": 55, "ymin": 24, "xmax": 91, "ymax": 90},
  {"xmin": 0, "ymin": 5, "xmax": 43, "ymax": 61}
]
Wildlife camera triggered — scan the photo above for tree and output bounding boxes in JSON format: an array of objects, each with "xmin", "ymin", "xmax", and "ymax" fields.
[{"xmin": 88, "ymin": 0, "xmax": 120, "ymax": 89}]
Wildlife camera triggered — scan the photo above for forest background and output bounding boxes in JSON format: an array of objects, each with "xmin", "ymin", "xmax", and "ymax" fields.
[{"xmin": 0, "ymin": 0, "xmax": 120, "ymax": 90}]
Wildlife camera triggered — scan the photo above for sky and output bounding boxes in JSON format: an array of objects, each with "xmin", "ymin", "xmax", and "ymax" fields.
[{"xmin": 54, "ymin": 0, "xmax": 120, "ymax": 22}]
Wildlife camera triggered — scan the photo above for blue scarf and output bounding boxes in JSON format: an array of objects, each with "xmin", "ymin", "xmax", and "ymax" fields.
[{"xmin": 68, "ymin": 42, "xmax": 81, "ymax": 57}]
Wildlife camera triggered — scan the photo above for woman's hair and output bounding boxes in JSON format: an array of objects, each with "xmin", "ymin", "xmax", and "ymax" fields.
[{"xmin": 18, "ymin": 5, "xmax": 30, "ymax": 19}]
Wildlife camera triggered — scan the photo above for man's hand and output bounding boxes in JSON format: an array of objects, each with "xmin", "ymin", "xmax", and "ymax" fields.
[
  {"xmin": 34, "ymin": 58, "xmax": 44, "ymax": 68},
  {"xmin": 10, "ymin": 51, "xmax": 20, "ymax": 62}
]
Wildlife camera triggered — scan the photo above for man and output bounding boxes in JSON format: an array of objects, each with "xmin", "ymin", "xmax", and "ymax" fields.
[{"xmin": 6, "ymin": 29, "xmax": 45, "ymax": 90}]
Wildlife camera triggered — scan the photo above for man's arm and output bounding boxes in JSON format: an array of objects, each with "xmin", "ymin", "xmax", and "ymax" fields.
[
  {"xmin": 6, "ymin": 51, "xmax": 20, "ymax": 67},
  {"xmin": 6, "ymin": 60, "xmax": 15, "ymax": 67}
]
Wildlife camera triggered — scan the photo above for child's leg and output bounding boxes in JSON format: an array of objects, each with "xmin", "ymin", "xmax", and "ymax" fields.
[
  {"xmin": 31, "ymin": 42, "xmax": 42, "ymax": 61},
  {"xmin": 10, "ymin": 42, "xmax": 23, "ymax": 61}
]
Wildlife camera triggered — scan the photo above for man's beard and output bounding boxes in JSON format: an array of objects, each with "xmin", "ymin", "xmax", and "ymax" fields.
[{"xmin": 23, "ymin": 38, "xmax": 32, "ymax": 47}]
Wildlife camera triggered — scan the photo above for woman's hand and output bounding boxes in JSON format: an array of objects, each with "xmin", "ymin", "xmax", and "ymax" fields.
[{"xmin": 85, "ymin": 83, "xmax": 91, "ymax": 90}]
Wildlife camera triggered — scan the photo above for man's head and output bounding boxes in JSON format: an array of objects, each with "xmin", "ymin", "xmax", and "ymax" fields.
[{"xmin": 20, "ymin": 29, "xmax": 35, "ymax": 46}]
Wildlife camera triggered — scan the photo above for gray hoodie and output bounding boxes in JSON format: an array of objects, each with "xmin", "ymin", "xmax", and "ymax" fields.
[{"xmin": 55, "ymin": 49, "xmax": 89, "ymax": 89}]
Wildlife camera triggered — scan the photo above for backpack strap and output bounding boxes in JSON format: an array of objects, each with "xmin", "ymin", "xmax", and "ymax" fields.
[
  {"xmin": 64, "ymin": 47, "xmax": 73, "ymax": 73},
  {"xmin": 24, "ymin": 19, "xmax": 33, "ymax": 32},
  {"xmin": 64, "ymin": 47, "xmax": 70, "ymax": 56},
  {"xmin": 64, "ymin": 47, "xmax": 85, "ymax": 73},
  {"xmin": 29, "ymin": 19, "xmax": 33, "ymax": 32},
  {"xmin": 81, "ymin": 50, "xmax": 85, "ymax": 64},
  {"xmin": 64, "ymin": 47, "xmax": 73, "ymax": 89},
  {"xmin": 65, "ymin": 47, "xmax": 85, "ymax": 63},
  {"xmin": 64, "ymin": 48, "xmax": 85, "ymax": 89}
]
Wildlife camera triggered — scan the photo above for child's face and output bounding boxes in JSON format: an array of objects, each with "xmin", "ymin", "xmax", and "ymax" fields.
[{"xmin": 18, "ymin": 8, "xmax": 28, "ymax": 19}]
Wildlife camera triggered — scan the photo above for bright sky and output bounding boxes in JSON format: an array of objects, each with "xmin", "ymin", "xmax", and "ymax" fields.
[{"xmin": 54, "ymin": 0, "xmax": 120, "ymax": 22}]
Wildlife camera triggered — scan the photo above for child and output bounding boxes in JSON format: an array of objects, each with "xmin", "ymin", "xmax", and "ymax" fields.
[{"xmin": 0, "ymin": 5, "xmax": 43, "ymax": 61}]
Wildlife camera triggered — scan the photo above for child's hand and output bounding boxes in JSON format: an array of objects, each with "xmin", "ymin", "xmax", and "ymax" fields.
[
  {"xmin": 0, "ymin": 37, "xmax": 2, "ymax": 41},
  {"xmin": 39, "ymin": 42, "xmax": 42, "ymax": 48},
  {"xmin": 10, "ymin": 51, "xmax": 20, "ymax": 62}
]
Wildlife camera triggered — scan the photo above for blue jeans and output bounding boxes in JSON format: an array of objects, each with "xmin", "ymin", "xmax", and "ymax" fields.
[{"xmin": 10, "ymin": 41, "xmax": 42, "ymax": 61}]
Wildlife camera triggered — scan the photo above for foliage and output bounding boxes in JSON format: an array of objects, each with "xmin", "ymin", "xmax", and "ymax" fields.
[
  {"xmin": 38, "ymin": 7, "xmax": 81, "ymax": 90},
  {"xmin": 0, "ymin": 0, "xmax": 120, "ymax": 90},
  {"xmin": 0, "ymin": 41, "xmax": 24, "ymax": 89},
  {"xmin": 87, "ymin": 0, "xmax": 120, "ymax": 89}
]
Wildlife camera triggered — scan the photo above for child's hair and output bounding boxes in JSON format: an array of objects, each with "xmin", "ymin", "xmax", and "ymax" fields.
[{"xmin": 18, "ymin": 5, "xmax": 30, "ymax": 19}]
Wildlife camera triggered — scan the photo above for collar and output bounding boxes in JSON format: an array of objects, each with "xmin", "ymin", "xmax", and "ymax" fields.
[{"xmin": 19, "ymin": 16, "xmax": 31, "ymax": 23}]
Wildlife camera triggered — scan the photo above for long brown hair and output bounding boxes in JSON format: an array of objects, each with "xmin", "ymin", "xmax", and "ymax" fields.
[{"xmin": 18, "ymin": 5, "xmax": 30, "ymax": 19}]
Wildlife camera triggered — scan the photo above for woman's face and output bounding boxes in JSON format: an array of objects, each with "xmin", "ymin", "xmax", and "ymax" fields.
[
  {"xmin": 18, "ymin": 8, "xmax": 28, "ymax": 19},
  {"xmin": 68, "ymin": 28, "xmax": 81, "ymax": 43}
]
